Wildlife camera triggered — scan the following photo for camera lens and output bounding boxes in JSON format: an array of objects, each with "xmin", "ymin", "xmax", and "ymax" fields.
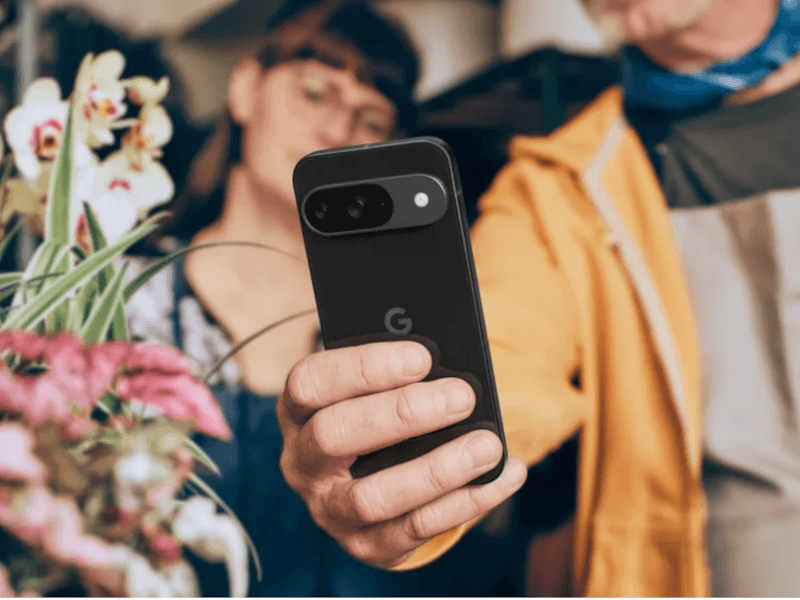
[
  {"xmin": 314, "ymin": 203, "xmax": 328, "ymax": 220},
  {"xmin": 347, "ymin": 196, "xmax": 366, "ymax": 219}
]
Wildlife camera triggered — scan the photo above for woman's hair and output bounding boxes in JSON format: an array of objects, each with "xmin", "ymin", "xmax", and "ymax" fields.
[{"xmin": 155, "ymin": 0, "xmax": 420, "ymax": 243}]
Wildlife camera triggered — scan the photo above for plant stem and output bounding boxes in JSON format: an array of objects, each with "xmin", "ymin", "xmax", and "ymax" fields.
[{"xmin": 202, "ymin": 308, "xmax": 316, "ymax": 384}]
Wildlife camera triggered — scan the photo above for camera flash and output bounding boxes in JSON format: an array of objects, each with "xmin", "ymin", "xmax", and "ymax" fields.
[{"xmin": 414, "ymin": 192, "xmax": 429, "ymax": 208}]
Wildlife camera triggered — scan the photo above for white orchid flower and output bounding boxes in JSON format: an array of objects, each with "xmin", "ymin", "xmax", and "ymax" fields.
[
  {"xmin": 113, "ymin": 437, "xmax": 172, "ymax": 516},
  {"xmin": 78, "ymin": 147, "xmax": 172, "ymax": 244},
  {"xmin": 172, "ymin": 496, "xmax": 249, "ymax": 598},
  {"xmin": 122, "ymin": 103, "xmax": 173, "ymax": 168},
  {"xmin": 1, "ymin": 78, "xmax": 96, "ymax": 233},
  {"xmin": 115, "ymin": 547, "xmax": 172, "ymax": 597},
  {"xmin": 4, "ymin": 79, "xmax": 68, "ymax": 181},
  {"xmin": 159, "ymin": 560, "xmax": 200, "ymax": 598},
  {"xmin": 110, "ymin": 545, "xmax": 199, "ymax": 598},
  {"xmin": 125, "ymin": 76, "xmax": 170, "ymax": 106},
  {"xmin": 74, "ymin": 51, "xmax": 128, "ymax": 148},
  {"xmin": 79, "ymin": 186, "xmax": 139, "ymax": 247}
]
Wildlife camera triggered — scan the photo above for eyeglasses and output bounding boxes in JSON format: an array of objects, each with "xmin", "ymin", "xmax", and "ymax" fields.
[{"xmin": 291, "ymin": 61, "xmax": 396, "ymax": 140}]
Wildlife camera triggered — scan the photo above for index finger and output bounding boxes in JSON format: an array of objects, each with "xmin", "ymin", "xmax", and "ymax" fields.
[{"xmin": 281, "ymin": 341, "xmax": 432, "ymax": 426}]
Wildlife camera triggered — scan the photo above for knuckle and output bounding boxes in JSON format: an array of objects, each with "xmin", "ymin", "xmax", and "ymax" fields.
[
  {"xmin": 275, "ymin": 395, "xmax": 289, "ymax": 430},
  {"xmin": 307, "ymin": 411, "xmax": 339, "ymax": 458},
  {"xmin": 394, "ymin": 385, "xmax": 421, "ymax": 430},
  {"xmin": 463, "ymin": 483, "xmax": 491, "ymax": 514},
  {"xmin": 424, "ymin": 455, "xmax": 452, "ymax": 496},
  {"xmin": 286, "ymin": 360, "xmax": 318, "ymax": 412},
  {"xmin": 355, "ymin": 350, "xmax": 374, "ymax": 391},
  {"xmin": 407, "ymin": 504, "xmax": 436, "ymax": 542},
  {"xmin": 309, "ymin": 481, "xmax": 342, "ymax": 528},
  {"xmin": 349, "ymin": 479, "xmax": 385, "ymax": 524},
  {"xmin": 306, "ymin": 495, "xmax": 331, "ymax": 529},
  {"xmin": 278, "ymin": 451, "xmax": 300, "ymax": 492},
  {"xmin": 322, "ymin": 485, "xmax": 351, "ymax": 525}
]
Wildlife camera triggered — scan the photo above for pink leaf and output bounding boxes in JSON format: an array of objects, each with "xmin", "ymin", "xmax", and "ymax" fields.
[
  {"xmin": 149, "ymin": 533, "xmax": 181, "ymax": 564},
  {"xmin": 117, "ymin": 372, "xmax": 231, "ymax": 440},
  {"xmin": 125, "ymin": 344, "xmax": 196, "ymax": 376},
  {"xmin": 0, "ymin": 485, "xmax": 117, "ymax": 571},
  {"xmin": 0, "ymin": 371, "xmax": 24, "ymax": 413},
  {"xmin": 87, "ymin": 341, "xmax": 132, "ymax": 399},
  {"xmin": 46, "ymin": 499, "xmax": 115, "ymax": 569},
  {"xmin": 0, "ymin": 423, "xmax": 46, "ymax": 483},
  {"xmin": 0, "ymin": 330, "xmax": 48, "ymax": 361}
]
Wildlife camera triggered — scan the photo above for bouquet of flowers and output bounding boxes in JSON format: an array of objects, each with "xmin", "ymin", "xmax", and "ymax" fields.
[{"xmin": 0, "ymin": 51, "xmax": 258, "ymax": 597}]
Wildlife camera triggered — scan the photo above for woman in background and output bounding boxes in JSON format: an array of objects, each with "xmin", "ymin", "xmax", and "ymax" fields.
[
  {"xmin": 126, "ymin": 1, "xmax": 419, "ymax": 595},
  {"xmin": 127, "ymin": 0, "xmax": 529, "ymax": 594}
]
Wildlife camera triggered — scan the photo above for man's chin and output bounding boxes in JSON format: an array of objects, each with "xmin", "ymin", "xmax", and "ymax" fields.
[
  {"xmin": 591, "ymin": 12, "xmax": 628, "ymax": 45},
  {"xmin": 585, "ymin": 0, "xmax": 712, "ymax": 46}
]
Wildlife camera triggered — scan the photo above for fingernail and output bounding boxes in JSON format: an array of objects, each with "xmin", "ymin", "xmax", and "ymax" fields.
[
  {"xmin": 439, "ymin": 380, "xmax": 472, "ymax": 414},
  {"xmin": 466, "ymin": 435, "xmax": 500, "ymax": 469},
  {"xmin": 398, "ymin": 344, "xmax": 427, "ymax": 376},
  {"xmin": 505, "ymin": 461, "xmax": 527, "ymax": 487}
]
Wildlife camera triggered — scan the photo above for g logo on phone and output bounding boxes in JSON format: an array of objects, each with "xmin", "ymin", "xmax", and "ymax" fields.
[{"xmin": 384, "ymin": 307, "xmax": 412, "ymax": 335}]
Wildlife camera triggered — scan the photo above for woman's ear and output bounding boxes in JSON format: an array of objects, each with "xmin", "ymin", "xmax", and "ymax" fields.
[{"xmin": 228, "ymin": 57, "xmax": 263, "ymax": 125}]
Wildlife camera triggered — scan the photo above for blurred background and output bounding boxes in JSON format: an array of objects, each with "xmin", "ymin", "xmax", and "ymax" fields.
[
  {"xmin": 0, "ymin": 0, "xmax": 622, "ymax": 221},
  {"xmin": 0, "ymin": 0, "xmax": 620, "ymax": 595}
]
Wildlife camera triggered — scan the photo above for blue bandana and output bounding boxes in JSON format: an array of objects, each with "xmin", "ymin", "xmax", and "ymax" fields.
[{"xmin": 623, "ymin": 0, "xmax": 800, "ymax": 112}]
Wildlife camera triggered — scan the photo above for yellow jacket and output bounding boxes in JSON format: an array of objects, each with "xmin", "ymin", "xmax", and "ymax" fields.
[{"xmin": 400, "ymin": 87, "xmax": 710, "ymax": 596}]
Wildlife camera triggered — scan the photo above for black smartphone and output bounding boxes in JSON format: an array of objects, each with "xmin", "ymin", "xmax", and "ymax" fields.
[{"xmin": 293, "ymin": 136, "xmax": 506, "ymax": 485}]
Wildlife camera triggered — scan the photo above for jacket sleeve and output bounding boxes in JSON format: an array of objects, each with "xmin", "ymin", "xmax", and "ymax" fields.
[{"xmin": 392, "ymin": 160, "xmax": 586, "ymax": 570}]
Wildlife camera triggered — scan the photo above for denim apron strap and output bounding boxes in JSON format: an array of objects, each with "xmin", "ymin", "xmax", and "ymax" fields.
[{"xmin": 170, "ymin": 240, "xmax": 190, "ymax": 353}]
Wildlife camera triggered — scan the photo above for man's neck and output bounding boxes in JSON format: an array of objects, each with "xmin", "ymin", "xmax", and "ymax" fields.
[
  {"xmin": 727, "ymin": 51, "xmax": 800, "ymax": 104},
  {"xmin": 634, "ymin": 0, "xmax": 800, "ymax": 104}
]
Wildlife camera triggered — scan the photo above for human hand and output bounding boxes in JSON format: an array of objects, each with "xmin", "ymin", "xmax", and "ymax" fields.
[{"xmin": 277, "ymin": 341, "xmax": 528, "ymax": 569}]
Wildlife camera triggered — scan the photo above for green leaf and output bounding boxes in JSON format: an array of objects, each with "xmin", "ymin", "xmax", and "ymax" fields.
[
  {"xmin": 0, "ymin": 272, "xmax": 23, "ymax": 289},
  {"xmin": 20, "ymin": 243, "xmax": 71, "ymax": 308},
  {"xmin": 109, "ymin": 299, "xmax": 129, "ymax": 341},
  {"xmin": 46, "ymin": 244, "xmax": 77, "ymax": 333},
  {"xmin": 70, "ymin": 277, "xmax": 98, "ymax": 329},
  {"xmin": 0, "ymin": 272, "xmax": 64, "ymax": 307},
  {"xmin": 0, "ymin": 220, "xmax": 23, "ymax": 263},
  {"xmin": 84, "ymin": 201, "xmax": 108, "ymax": 253},
  {"xmin": 81, "ymin": 202, "xmax": 129, "ymax": 340},
  {"xmin": 94, "ymin": 392, "xmax": 114, "ymax": 415},
  {"xmin": 70, "ymin": 245, "xmax": 87, "ymax": 262},
  {"xmin": 0, "ymin": 153, "xmax": 13, "ymax": 194},
  {"xmin": 46, "ymin": 244, "xmax": 75, "ymax": 283},
  {"xmin": 1, "ymin": 215, "xmax": 165, "ymax": 332},
  {"xmin": 45, "ymin": 106, "xmax": 74, "ymax": 247},
  {"xmin": 183, "ymin": 436, "xmax": 221, "ymax": 477},
  {"xmin": 80, "ymin": 262, "xmax": 129, "ymax": 343},
  {"xmin": 48, "ymin": 299, "xmax": 71, "ymax": 332},
  {"xmin": 0, "ymin": 154, "xmax": 16, "ymax": 232},
  {"xmin": 15, "ymin": 241, "xmax": 62, "ymax": 304},
  {"xmin": 83, "ymin": 202, "xmax": 115, "ymax": 292},
  {"xmin": 123, "ymin": 240, "xmax": 301, "ymax": 303},
  {"xmin": 187, "ymin": 473, "xmax": 262, "ymax": 583}
]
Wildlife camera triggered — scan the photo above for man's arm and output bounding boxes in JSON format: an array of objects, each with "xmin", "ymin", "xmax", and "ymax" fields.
[
  {"xmin": 472, "ymin": 161, "xmax": 585, "ymax": 468},
  {"xmin": 275, "ymin": 159, "xmax": 584, "ymax": 571},
  {"xmin": 394, "ymin": 159, "xmax": 587, "ymax": 569}
]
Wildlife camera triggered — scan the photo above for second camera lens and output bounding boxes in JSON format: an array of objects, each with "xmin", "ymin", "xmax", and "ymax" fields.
[{"xmin": 347, "ymin": 196, "xmax": 366, "ymax": 219}]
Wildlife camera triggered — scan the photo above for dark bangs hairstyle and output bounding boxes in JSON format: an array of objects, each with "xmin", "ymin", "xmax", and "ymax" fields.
[{"xmin": 155, "ymin": 0, "xmax": 420, "ymax": 242}]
